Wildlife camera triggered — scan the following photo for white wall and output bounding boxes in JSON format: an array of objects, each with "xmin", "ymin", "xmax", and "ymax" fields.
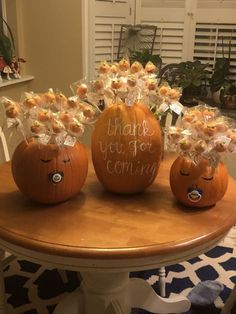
[
  {"xmin": 0, "ymin": 0, "xmax": 87, "ymax": 163},
  {"xmin": 16, "ymin": 0, "xmax": 83, "ymax": 96}
]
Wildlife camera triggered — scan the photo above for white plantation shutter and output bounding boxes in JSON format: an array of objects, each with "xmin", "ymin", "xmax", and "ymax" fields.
[
  {"xmin": 94, "ymin": 18, "xmax": 123, "ymax": 62},
  {"xmin": 197, "ymin": 0, "xmax": 236, "ymax": 12},
  {"xmin": 136, "ymin": 0, "xmax": 186, "ymax": 64},
  {"xmin": 193, "ymin": 1, "xmax": 236, "ymax": 80},
  {"xmin": 194, "ymin": 24, "xmax": 236, "ymax": 79},
  {"xmin": 86, "ymin": 0, "xmax": 134, "ymax": 79},
  {"xmin": 96, "ymin": 0, "xmax": 128, "ymax": 2},
  {"xmin": 97, "ymin": 0, "xmax": 127, "ymax": 3},
  {"xmin": 137, "ymin": 0, "xmax": 236, "ymax": 75},
  {"xmin": 152, "ymin": 22, "xmax": 184, "ymax": 64}
]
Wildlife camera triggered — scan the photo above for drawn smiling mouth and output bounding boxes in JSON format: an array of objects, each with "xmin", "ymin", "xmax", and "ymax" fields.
[{"xmin": 187, "ymin": 188, "xmax": 203, "ymax": 203}]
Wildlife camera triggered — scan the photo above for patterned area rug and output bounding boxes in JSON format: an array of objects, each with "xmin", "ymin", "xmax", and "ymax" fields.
[{"xmin": 3, "ymin": 244, "xmax": 236, "ymax": 314}]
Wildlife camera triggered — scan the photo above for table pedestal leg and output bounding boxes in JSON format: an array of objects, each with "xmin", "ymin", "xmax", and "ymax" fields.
[
  {"xmin": 82, "ymin": 272, "xmax": 131, "ymax": 314},
  {"xmin": 53, "ymin": 287, "xmax": 84, "ymax": 314},
  {"xmin": 54, "ymin": 271, "xmax": 191, "ymax": 314},
  {"xmin": 129, "ymin": 277, "xmax": 190, "ymax": 313}
]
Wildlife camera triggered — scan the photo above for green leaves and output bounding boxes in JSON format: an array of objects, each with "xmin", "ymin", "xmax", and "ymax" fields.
[
  {"xmin": 209, "ymin": 58, "xmax": 231, "ymax": 92},
  {"xmin": 0, "ymin": 34, "xmax": 13, "ymax": 65},
  {"xmin": 160, "ymin": 60, "xmax": 208, "ymax": 89},
  {"xmin": 0, "ymin": 16, "xmax": 15, "ymax": 65}
]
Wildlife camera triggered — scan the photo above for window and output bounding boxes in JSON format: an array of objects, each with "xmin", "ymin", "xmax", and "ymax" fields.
[
  {"xmin": 138, "ymin": 0, "xmax": 236, "ymax": 80},
  {"xmin": 194, "ymin": 24, "xmax": 236, "ymax": 80},
  {"xmin": 83, "ymin": 0, "xmax": 135, "ymax": 79},
  {"xmin": 84, "ymin": 0, "xmax": 236, "ymax": 79}
]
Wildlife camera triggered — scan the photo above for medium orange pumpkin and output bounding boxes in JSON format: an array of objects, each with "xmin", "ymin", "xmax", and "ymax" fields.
[
  {"xmin": 91, "ymin": 102, "xmax": 162, "ymax": 194},
  {"xmin": 169, "ymin": 156, "xmax": 228, "ymax": 207},
  {"xmin": 11, "ymin": 139, "xmax": 88, "ymax": 204}
]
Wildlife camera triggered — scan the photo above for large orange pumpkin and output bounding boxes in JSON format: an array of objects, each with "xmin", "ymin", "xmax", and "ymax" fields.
[
  {"xmin": 169, "ymin": 156, "xmax": 228, "ymax": 207},
  {"xmin": 11, "ymin": 139, "xmax": 88, "ymax": 204},
  {"xmin": 91, "ymin": 102, "xmax": 162, "ymax": 194}
]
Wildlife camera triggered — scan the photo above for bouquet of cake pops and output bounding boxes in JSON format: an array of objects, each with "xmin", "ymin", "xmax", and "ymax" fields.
[
  {"xmin": 71, "ymin": 58, "xmax": 161, "ymax": 108},
  {"xmin": 0, "ymin": 88, "xmax": 98, "ymax": 146},
  {"xmin": 165, "ymin": 104, "xmax": 236, "ymax": 167},
  {"xmin": 70, "ymin": 58, "xmax": 184, "ymax": 124}
]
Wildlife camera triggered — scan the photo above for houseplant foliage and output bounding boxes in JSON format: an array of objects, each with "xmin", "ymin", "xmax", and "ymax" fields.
[
  {"xmin": 0, "ymin": 16, "xmax": 26, "ymax": 81},
  {"xmin": 0, "ymin": 16, "xmax": 15, "ymax": 65},
  {"xmin": 209, "ymin": 37, "xmax": 236, "ymax": 108},
  {"xmin": 71, "ymin": 58, "xmax": 163, "ymax": 194},
  {"xmin": 210, "ymin": 58, "xmax": 236, "ymax": 108},
  {"xmin": 166, "ymin": 104, "xmax": 236, "ymax": 207},
  {"xmin": 0, "ymin": 89, "xmax": 97, "ymax": 204},
  {"xmin": 209, "ymin": 57, "xmax": 230, "ymax": 93},
  {"xmin": 159, "ymin": 60, "xmax": 208, "ymax": 105}
]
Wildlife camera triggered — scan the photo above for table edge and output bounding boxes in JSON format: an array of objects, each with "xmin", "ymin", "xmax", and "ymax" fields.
[{"xmin": 0, "ymin": 220, "xmax": 233, "ymax": 260}]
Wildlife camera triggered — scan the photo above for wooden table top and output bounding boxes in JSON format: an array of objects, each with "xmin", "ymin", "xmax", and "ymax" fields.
[{"xmin": 0, "ymin": 152, "xmax": 235, "ymax": 260}]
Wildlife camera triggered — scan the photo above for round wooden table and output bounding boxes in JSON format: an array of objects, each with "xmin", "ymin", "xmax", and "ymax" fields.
[{"xmin": 0, "ymin": 153, "xmax": 235, "ymax": 314}]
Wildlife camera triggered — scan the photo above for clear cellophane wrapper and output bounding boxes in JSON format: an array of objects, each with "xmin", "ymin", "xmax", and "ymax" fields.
[
  {"xmin": 165, "ymin": 104, "xmax": 236, "ymax": 167},
  {"xmin": 0, "ymin": 88, "xmax": 99, "ymax": 147},
  {"xmin": 70, "ymin": 58, "xmax": 185, "ymax": 123}
]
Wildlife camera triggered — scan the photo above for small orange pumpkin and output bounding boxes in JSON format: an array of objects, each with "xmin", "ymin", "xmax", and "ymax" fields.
[
  {"xmin": 11, "ymin": 139, "xmax": 88, "ymax": 204},
  {"xmin": 169, "ymin": 156, "xmax": 228, "ymax": 207},
  {"xmin": 91, "ymin": 102, "xmax": 162, "ymax": 194}
]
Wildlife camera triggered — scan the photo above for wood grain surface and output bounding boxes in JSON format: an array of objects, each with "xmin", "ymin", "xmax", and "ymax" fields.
[{"xmin": 0, "ymin": 151, "xmax": 235, "ymax": 259}]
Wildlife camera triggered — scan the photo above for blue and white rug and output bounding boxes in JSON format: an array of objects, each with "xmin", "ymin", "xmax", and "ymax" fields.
[{"xmin": 3, "ymin": 244, "xmax": 236, "ymax": 314}]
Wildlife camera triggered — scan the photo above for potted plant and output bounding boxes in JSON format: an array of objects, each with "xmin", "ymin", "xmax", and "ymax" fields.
[
  {"xmin": 208, "ymin": 57, "xmax": 231, "ymax": 105},
  {"xmin": 208, "ymin": 36, "xmax": 236, "ymax": 107},
  {"xmin": 0, "ymin": 16, "xmax": 15, "ymax": 65},
  {"xmin": 159, "ymin": 60, "xmax": 208, "ymax": 106},
  {"xmin": 0, "ymin": 16, "xmax": 25, "ymax": 80},
  {"xmin": 209, "ymin": 58, "xmax": 230, "ymax": 92},
  {"xmin": 220, "ymin": 82, "xmax": 236, "ymax": 109}
]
